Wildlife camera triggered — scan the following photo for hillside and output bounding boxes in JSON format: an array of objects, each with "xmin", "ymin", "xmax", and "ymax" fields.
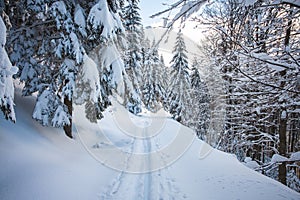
[{"xmin": 0, "ymin": 89, "xmax": 299, "ymax": 200}]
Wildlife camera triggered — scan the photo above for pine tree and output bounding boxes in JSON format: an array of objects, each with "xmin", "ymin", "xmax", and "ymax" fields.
[
  {"xmin": 190, "ymin": 60, "xmax": 210, "ymax": 140},
  {"xmin": 166, "ymin": 31, "xmax": 191, "ymax": 123},
  {"xmin": 84, "ymin": 0, "xmax": 140, "ymax": 117},
  {"xmin": 141, "ymin": 45, "xmax": 164, "ymax": 112},
  {"xmin": 7, "ymin": 0, "xmax": 133, "ymax": 138},
  {"xmin": 159, "ymin": 55, "xmax": 169, "ymax": 99},
  {"xmin": 122, "ymin": 0, "xmax": 143, "ymax": 114},
  {"xmin": 8, "ymin": 0, "xmax": 85, "ymax": 138}
]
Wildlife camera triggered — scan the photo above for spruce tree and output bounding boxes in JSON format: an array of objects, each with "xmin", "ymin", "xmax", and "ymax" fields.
[
  {"xmin": 85, "ymin": 0, "xmax": 139, "ymax": 117},
  {"xmin": 166, "ymin": 31, "xmax": 191, "ymax": 122},
  {"xmin": 8, "ymin": 0, "xmax": 85, "ymax": 138},
  {"xmin": 122, "ymin": 0, "xmax": 143, "ymax": 114},
  {"xmin": 159, "ymin": 54, "xmax": 170, "ymax": 103},
  {"xmin": 7, "ymin": 0, "xmax": 133, "ymax": 138},
  {"xmin": 141, "ymin": 45, "xmax": 164, "ymax": 112},
  {"xmin": 190, "ymin": 60, "xmax": 210, "ymax": 140}
]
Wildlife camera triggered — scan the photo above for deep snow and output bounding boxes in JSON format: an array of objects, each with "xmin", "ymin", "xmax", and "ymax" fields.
[{"xmin": 0, "ymin": 88, "xmax": 299, "ymax": 200}]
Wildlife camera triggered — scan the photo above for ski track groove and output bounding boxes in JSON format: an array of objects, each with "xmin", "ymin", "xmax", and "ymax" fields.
[
  {"xmin": 143, "ymin": 127, "xmax": 151, "ymax": 200},
  {"xmin": 100, "ymin": 138, "xmax": 136, "ymax": 200},
  {"xmin": 100, "ymin": 115, "xmax": 185, "ymax": 200}
]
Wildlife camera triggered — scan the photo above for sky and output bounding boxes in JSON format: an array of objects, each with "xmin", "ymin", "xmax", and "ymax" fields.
[
  {"xmin": 139, "ymin": 0, "xmax": 172, "ymax": 26},
  {"xmin": 139, "ymin": 0, "xmax": 203, "ymax": 44}
]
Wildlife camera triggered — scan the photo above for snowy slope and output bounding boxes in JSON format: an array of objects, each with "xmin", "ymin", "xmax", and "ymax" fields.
[{"xmin": 0, "ymin": 89, "xmax": 299, "ymax": 200}]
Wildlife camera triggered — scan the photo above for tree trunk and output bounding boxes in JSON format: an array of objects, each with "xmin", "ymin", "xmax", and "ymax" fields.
[
  {"xmin": 278, "ymin": 109, "xmax": 287, "ymax": 185},
  {"xmin": 278, "ymin": 9, "xmax": 292, "ymax": 185},
  {"xmin": 63, "ymin": 97, "xmax": 73, "ymax": 139}
]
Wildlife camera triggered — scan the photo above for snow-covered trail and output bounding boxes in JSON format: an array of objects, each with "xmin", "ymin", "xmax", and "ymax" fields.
[
  {"xmin": 94, "ymin": 104, "xmax": 185, "ymax": 200},
  {"xmin": 74, "ymin": 99, "xmax": 300, "ymax": 200},
  {"xmin": 1, "ymin": 89, "xmax": 299, "ymax": 200}
]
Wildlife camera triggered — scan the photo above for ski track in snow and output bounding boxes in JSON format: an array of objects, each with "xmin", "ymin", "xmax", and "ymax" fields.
[
  {"xmin": 100, "ymin": 137, "xmax": 137, "ymax": 200},
  {"xmin": 100, "ymin": 115, "xmax": 184, "ymax": 200},
  {"xmin": 153, "ymin": 137, "xmax": 186, "ymax": 200},
  {"xmin": 143, "ymin": 128, "xmax": 152, "ymax": 200},
  {"xmin": 1, "ymin": 91, "xmax": 300, "ymax": 200}
]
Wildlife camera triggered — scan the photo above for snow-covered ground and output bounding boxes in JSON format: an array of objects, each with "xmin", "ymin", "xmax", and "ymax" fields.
[{"xmin": 0, "ymin": 89, "xmax": 299, "ymax": 200}]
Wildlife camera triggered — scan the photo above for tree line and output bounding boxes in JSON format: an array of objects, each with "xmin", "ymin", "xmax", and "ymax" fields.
[
  {"xmin": 1, "ymin": 0, "xmax": 298, "ymax": 192},
  {"xmin": 0, "ymin": 0, "xmax": 209, "ymax": 141}
]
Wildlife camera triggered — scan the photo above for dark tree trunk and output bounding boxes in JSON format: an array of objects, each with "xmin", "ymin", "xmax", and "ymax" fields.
[
  {"xmin": 278, "ymin": 8, "xmax": 292, "ymax": 185},
  {"xmin": 63, "ymin": 98, "xmax": 73, "ymax": 139},
  {"xmin": 278, "ymin": 109, "xmax": 287, "ymax": 185}
]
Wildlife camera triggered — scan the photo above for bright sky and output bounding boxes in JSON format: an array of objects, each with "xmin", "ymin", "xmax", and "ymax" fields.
[
  {"xmin": 139, "ymin": 0, "xmax": 203, "ymax": 44},
  {"xmin": 140, "ymin": 0, "xmax": 172, "ymax": 26}
]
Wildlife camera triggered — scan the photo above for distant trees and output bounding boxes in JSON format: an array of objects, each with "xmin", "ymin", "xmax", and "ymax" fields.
[{"xmin": 2, "ymin": 0, "xmax": 299, "ymax": 192}]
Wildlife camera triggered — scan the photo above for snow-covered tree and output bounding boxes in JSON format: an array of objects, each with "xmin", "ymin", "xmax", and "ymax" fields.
[
  {"xmin": 189, "ymin": 60, "xmax": 210, "ymax": 140},
  {"xmin": 83, "ymin": 0, "xmax": 141, "ymax": 116},
  {"xmin": 7, "ymin": 0, "xmax": 136, "ymax": 138},
  {"xmin": 121, "ymin": 0, "xmax": 143, "ymax": 114},
  {"xmin": 159, "ymin": 55, "xmax": 170, "ymax": 97},
  {"xmin": 198, "ymin": 0, "xmax": 300, "ymax": 190},
  {"xmin": 8, "ymin": 0, "xmax": 85, "ymax": 138},
  {"xmin": 141, "ymin": 45, "xmax": 164, "ymax": 112},
  {"xmin": 165, "ymin": 31, "xmax": 191, "ymax": 123},
  {"xmin": 0, "ymin": 16, "xmax": 17, "ymax": 122}
]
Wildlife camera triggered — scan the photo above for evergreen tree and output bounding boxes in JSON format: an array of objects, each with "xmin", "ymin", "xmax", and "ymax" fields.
[
  {"xmin": 159, "ymin": 55, "xmax": 169, "ymax": 99},
  {"xmin": 7, "ymin": 0, "xmax": 133, "ymax": 138},
  {"xmin": 0, "ymin": 15, "xmax": 17, "ymax": 122},
  {"xmin": 141, "ymin": 45, "xmax": 164, "ymax": 112},
  {"xmin": 190, "ymin": 60, "xmax": 210, "ymax": 140},
  {"xmin": 85, "ymin": 0, "xmax": 139, "ymax": 117},
  {"xmin": 8, "ymin": 0, "xmax": 85, "ymax": 138},
  {"xmin": 166, "ymin": 31, "xmax": 191, "ymax": 123},
  {"xmin": 140, "ymin": 33, "xmax": 151, "ymax": 70},
  {"xmin": 122, "ymin": 0, "xmax": 143, "ymax": 114}
]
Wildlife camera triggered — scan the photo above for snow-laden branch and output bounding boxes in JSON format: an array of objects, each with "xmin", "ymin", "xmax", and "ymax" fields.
[
  {"xmin": 225, "ymin": 57, "xmax": 300, "ymax": 94},
  {"xmin": 273, "ymin": 0, "xmax": 300, "ymax": 8},
  {"xmin": 255, "ymin": 152, "xmax": 300, "ymax": 171},
  {"xmin": 150, "ymin": 0, "xmax": 208, "ymax": 28}
]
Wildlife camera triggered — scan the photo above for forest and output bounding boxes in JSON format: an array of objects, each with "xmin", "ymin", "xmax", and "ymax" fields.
[{"xmin": 0, "ymin": 0, "xmax": 299, "ymax": 193}]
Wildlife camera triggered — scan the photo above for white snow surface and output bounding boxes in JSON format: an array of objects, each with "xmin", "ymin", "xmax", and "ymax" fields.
[
  {"xmin": 82, "ymin": 54, "xmax": 101, "ymax": 102},
  {"xmin": 244, "ymin": 157, "xmax": 260, "ymax": 169},
  {"xmin": 88, "ymin": 0, "xmax": 124, "ymax": 39},
  {"xmin": 0, "ymin": 16, "xmax": 6, "ymax": 46},
  {"xmin": 290, "ymin": 152, "xmax": 300, "ymax": 162},
  {"xmin": 273, "ymin": 0, "xmax": 300, "ymax": 7},
  {"xmin": 271, "ymin": 154, "xmax": 289, "ymax": 163},
  {"xmin": 0, "ymin": 17, "xmax": 18, "ymax": 121},
  {"xmin": 0, "ymin": 88, "xmax": 299, "ymax": 200},
  {"xmin": 74, "ymin": 4, "xmax": 87, "ymax": 37}
]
